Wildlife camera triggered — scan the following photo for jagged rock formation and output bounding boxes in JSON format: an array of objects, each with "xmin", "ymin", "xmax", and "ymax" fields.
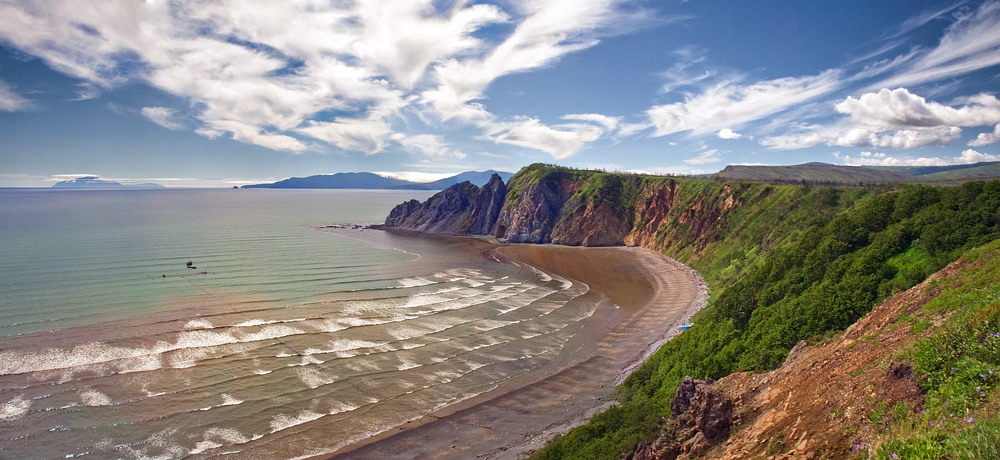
[
  {"xmin": 384, "ymin": 173, "xmax": 506, "ymax": 235},
  {"xmin": 384, "ymin": 164, "xmax": 742, "ymax": 251},
  {"xmin": 623, "ymin": 377, "xmax": 733, "ymax": 460}
]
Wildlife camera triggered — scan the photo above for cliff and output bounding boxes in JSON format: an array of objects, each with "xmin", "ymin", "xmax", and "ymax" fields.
[
  {"xmin": 384, "ymin": 164, "xmax": 876, "ymax": 289},
  {"xmin": 381, "ymin": 164, "xmax": 1000, "ymax": 460},
  {"xmin": 384, "ymin": 173, "xmax": 506, "ymax": 235}
]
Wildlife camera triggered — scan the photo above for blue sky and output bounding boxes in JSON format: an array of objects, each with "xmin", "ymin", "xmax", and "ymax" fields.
[{"xmin": 1, "ymin": 0, "xmax": 999, "ymax": 187}]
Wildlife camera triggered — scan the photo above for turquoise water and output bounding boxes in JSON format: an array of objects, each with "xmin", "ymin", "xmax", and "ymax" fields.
[{"xmin": 0, "ymin": 189, "xmax": 605, "ymax": 459}]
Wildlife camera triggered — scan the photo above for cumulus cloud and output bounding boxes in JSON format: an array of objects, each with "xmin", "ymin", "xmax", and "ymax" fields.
[
  {"xmin": 970, "ymin": 123, "xmax": 1000, "ymax": 147},
  {"xmin": 761, "ymin": 88, "xmax": 999, "ymax": 150},
  {"xmin": 835, "ymin": 88, "xmax": 1000, "ymax": 128},
  {"xmin": 645, "ymin": 70, "xmax": 842, "ymax": 137},
  {"xmin": 716, "ymin": 128, "xmax": 743, "ymax": 139},
  {"xmin": 0, "ymin": 80, "xmax": 31, "ymax": 111},
  {"xmin": 840, "ymin": 148, "xmax": 1000, "ymax": 166},
  {"xmin": 483, "ymin": 117, "xmax": 603, "ymax": 159},
  {"xmin": 140, "ymin": 106, "xmax": 182, "ymax": 130}
]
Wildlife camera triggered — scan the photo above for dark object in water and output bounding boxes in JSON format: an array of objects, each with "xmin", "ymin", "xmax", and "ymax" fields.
[{"xmin": 186, "ymin": 261, "xmax": 197, "ymax": 269}]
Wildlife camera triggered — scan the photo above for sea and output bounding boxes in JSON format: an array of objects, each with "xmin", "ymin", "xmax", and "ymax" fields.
[{"xmin": 0, "ymin": 189, "xmax": 604, "ymax": 459}]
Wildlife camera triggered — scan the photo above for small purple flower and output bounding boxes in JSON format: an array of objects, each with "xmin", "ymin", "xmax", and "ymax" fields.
[
  {"xmin": 981, "ymin": 373, "xmax": 987, "ymax": 379},
  {"xmin": 944, "ymin": 402, "xmax": 949, "ymax": 407},
  {"xmin": 891, "ymin": 454, "xmax": 899, "ymax": 459},
  {"xmin": 981, "ymin": 392, "xmax": 986, "ymax": 397},
  {"xmin": 967, "ymin": 417, "xmax": 976, "ymax": 423}
]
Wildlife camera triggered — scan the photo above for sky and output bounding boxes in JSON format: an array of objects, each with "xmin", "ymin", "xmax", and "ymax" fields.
[{"xmin": 1, "ymin": 0, "xmax": 999, "ymax": 187}]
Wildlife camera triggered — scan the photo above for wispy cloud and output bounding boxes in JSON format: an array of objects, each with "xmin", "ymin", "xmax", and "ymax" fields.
[
  {"xmin": 0, "ymin": 80, "xmax": 32, "ymax": 111},
  {"xmin": 140, "ymin": 106, "xmax": 182, "ymax": 130},
  {"xmin": 873, "ymin": 1, "xmax": 1000, "ymax": 89}
]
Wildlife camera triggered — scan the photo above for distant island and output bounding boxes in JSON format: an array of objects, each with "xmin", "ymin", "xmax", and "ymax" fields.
[
  {"xmin": 241, "ymin": 170, "xmax": 514, "ymax": 190},
  {"xmin": 51, "ymin": 176, "xmax": 165, "ymax": 189}
]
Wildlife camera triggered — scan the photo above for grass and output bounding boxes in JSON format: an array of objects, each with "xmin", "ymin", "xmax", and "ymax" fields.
[
  {"xmin": 526, "ymin": 175, "xmax": 1000, "ymax": 460},
  {"xmin": 866, "ymin": 240, "xmax": 1000, "ymax": 459}
]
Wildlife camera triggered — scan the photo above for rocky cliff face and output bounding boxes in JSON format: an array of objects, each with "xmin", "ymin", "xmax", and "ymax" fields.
[
  {"xmin": 384, "ymin": 164, "xmax": 742, "ymax": 254},
  {"xmin": 624, "ymin": 377, "xmax": 733, "ymax": 460},
  {"xmin": 384, "ymin": 173, "xmax": 506, "ymax": 235}
]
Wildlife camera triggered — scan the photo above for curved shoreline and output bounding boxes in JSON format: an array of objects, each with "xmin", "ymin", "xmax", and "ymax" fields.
[{"xmin": 324, "ymin": 235, "xmax": 707, "ymax": 459}]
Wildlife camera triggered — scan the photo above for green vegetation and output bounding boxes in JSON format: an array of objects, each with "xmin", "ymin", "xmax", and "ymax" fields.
[
  {"xmin": 870, "ymin": 240, "xmax": 1000, "ymax": 459},
  {"xmin": 715, "ymin": 162, "xmax": 912, "ymax": 184},
  {"xmin": 533, "ymin": 179, "xmax": 1000, "ymax": 460},
  {"xmin": 714, "ymin": 161, "xmax": 1000, "ymax": 185}
]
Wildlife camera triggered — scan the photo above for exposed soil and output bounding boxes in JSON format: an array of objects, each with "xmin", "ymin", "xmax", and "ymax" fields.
[{"xmin": 695, "ymin": 259, "xmax": 971, "ymax": 459}]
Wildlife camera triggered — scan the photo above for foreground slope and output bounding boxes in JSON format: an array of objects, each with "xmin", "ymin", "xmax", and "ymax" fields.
[{"xmin": 626, "ymin": 239, "xmax": 1000, "ymax": 459}]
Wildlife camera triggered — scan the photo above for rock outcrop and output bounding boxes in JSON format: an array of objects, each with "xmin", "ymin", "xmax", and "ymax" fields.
[
  {"xmin": 384, "ymin": 173, "xmax": 506, "ymax": 235},
  {"xmin": 624, "ymin": 377, "xmax": 733, "ymax": 460},
  {"xmin": 384, "ymin": 164, "xmax": 744, "ymax": 251}
]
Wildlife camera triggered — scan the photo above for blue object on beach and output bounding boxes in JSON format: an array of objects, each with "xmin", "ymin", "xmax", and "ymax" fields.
[{"xmin": 679, "ymin": 324, "xmax": 694, "ymax": 330}]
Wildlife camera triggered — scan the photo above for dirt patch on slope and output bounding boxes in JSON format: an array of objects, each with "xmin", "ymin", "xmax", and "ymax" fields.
[{"xmin": 700, "ymin": 260, "xmax": 970, "ymax": 459}]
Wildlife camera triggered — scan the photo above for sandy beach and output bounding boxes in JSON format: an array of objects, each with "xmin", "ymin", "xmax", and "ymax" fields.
[{"xmin": 326, "ymin": 235, "xmax": 707, "ymax": 459}]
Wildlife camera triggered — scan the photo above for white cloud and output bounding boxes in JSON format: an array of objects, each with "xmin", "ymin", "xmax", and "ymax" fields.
[
  {"xmin": 839, "ymin": 148, "xmax": 1000, "ymax": 166},
  {"xmin": 71, "ymin": 82, "xmax": 100, "ymax": 101},
  {"xmin": 297, "ymin": 117, "xmax": 393, "ymax": 155},
  {"xmin": 762, "ymin": 88, "xmax": 999, "ymax": 150},
  {"xmin": 645, "ymin": 70, "xmax": 842, "ymax": 137},
  {"xmin": 0, "ymin": 0, "xmax": 643, "ymax": 157},
  {"xmin": 0, "ymin": 80, "xmax": 31, "ymax": 111},
  {"xmin": 874, "ymin": 1, "xmax": 1000, "ymax": 90},
  {"xmin": 140, "ymin": 106, "xmax": 182, "ymax": 130},
  {"xmin": 684, "ymin": 149, "xmax": 722, "ymax": 165},
  {"xmin": 835, "ymin": 88, "xmax": 1000, "ymax": 128},
  {"xmin": 484, "ymin": 117, "xmax": 603, "ymax": 159},
  {"xmin": 970, "ymin": 123, "xmax": 1000, "ymax": 147},
  {"xmin": 562, "ymin": 113, "xmax": 621, "ymax": 131},
  {"xmin": 396, "ymin": 134, "xmax": 467, "ymax": 161},
  {"xmin": 420, "ymin": 0, "xmax": 647, "ymax": 122},
  {"xmin": 716, "ymin": 128, "xmax": 743, "ymax": 139}
]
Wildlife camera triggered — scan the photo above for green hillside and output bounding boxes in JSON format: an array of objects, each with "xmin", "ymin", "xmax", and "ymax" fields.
[
  {"xmin": 713, "ymin": 161, "xmax": 1000, "ymax": 185},
  {"xmin": 715, "ymin": 162, "xmax": 912, "ymax": 184},
  {"xmin": 530, "ymin": 171, "xmax": 1000, "ymax": 459}
]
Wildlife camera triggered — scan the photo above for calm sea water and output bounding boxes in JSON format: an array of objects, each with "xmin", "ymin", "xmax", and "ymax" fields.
[{"xmin": 0, "ymin": 189, "xmax": 604, "ymax": 459}]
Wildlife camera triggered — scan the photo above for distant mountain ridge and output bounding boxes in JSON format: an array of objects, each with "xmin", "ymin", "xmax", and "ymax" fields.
[
  {"xmin": 52, "ymin": 176, "xmax": 165, "ymax": 189},
  {"xmin": 715, "ymin": 161, "xmax": 1000, "ymax": 184},
  {"xmin": 242, "ymin": 170, "xmax": 514, "ymax": 190}
]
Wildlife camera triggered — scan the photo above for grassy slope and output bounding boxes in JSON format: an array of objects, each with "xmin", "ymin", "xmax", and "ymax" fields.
[
  {"xmin": 531, "ymin": 175, "xmax": 1000, "ymax": 459},
  {"xmin": 715, "ymin": 163, "xmax": 912, "ymax": 183},
  {"xmin": 870, "ymin": 239, "xmax": 1000, "ymax": 459},
  {"xmin": 865, "ymin": 161, "xmax": 1000, "ymax": 178}
]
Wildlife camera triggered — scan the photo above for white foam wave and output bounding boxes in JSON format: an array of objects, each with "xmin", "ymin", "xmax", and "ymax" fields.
[
  {"xmin": 234, "ymin": 318, "xmax": 305, "ymax": 328},
  {"xmin": 297, "ymin": 368, "xmax": 336, "ymax": 389},
  {"xmin": 79, "ymin": 389, "xmax": 111, "ymax": 407},
  {"xmin": 188, "ymin": 427, "xmax": 250, "ymax": 455},
  {"xmin": 270, "ymin": 410, "xmax": 324, "ymax": 433},
  {"xmin": 184, "ymin": 319, "xmax": 213, "ymax": 329},
  {"xmin": 0, "ymin": 395, "xmax": 31, "ymax": 420},
  {"xmin": 0, "ymin": 324, "xmax": 307, "ymax": 376}
]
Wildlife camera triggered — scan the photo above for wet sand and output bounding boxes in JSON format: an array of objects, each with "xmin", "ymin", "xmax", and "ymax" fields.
[{"xmin": 326, "ymin": 238, "xmax": 707, "ymax": 460}]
